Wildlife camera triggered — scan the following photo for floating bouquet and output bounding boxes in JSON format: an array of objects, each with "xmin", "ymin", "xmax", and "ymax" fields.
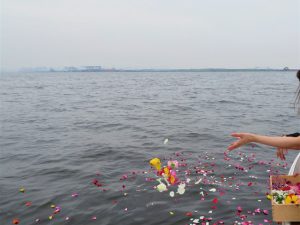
[
  {"xmin": 268, "ymin": 177, "xmax": 300, "ymax": 205},
  {"xmin": 149, "ymin": 158, "xmax": 186, "ymax": 196}
]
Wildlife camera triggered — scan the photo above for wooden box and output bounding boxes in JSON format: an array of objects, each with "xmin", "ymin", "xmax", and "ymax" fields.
[{"xmin": 270, "ymin": 175, "xmax": 300, "ymax": 222}]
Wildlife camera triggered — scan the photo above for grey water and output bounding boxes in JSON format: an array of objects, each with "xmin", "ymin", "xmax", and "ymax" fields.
[{"xmin": 0, "ymin": 71, "xmax": 299, "ymax": 225}]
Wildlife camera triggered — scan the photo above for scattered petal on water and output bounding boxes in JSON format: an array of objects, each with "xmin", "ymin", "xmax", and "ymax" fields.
[
  {"xmin": 12, "ymin": 219, "xmax": 20, "ymax": 224},
  {"xmin": 72, "ymin": 193, "xmax": 78, "ymax": 197},
  {"xmin": 164, "ymin": 139, "xmax": 169, "ymax": 144},
  {"xmin": 212, "ymin": 198, "xmax": 218, "ymax": 204},
  {"xmin": 195, "ymin": 178, "xmax": 202, "ymax": 184},
  {"xmin": 186, "ymin": 212, "xmax": 193, "ymax": 217},
  {"xmin": 263, "ymin": 209, "xmax": 268, "ymax": 215},
  {"xmin": 25, "ymin": 202, "xmax": 32, "ymax": 206},
  {"xmin": 237, "ymin": 206, "xmax": 243, "ymax": 213},
  {"xmin": 193, "ymin": 219, "xmax": 200, "ymax": 223}
]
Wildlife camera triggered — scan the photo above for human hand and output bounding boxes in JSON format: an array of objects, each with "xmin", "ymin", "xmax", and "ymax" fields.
[
  {"xmin": 276, "ymin": 148, "xmax": 288, "ymax": 160},
  {"xmin": 227, "ymin": 133, "xmax": 255, "ymax": 151}
]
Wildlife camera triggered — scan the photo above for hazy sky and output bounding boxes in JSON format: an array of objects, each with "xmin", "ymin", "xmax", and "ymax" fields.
[{"xmin": 1, "ymin": 0, "xmax": 300, "ymax": 70}]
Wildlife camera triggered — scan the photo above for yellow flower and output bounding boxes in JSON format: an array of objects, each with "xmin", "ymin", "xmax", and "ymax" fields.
[
  {"xmin": 285, "ymin": 194, "xmax": 298, "ymax": 204},
  {"xmin": 150, "ymin": 158, "xmax": 161, "ymax": 171},
  {"xmin": 163, "ymin": 167, "xmax": 170, "ymax": 177}
]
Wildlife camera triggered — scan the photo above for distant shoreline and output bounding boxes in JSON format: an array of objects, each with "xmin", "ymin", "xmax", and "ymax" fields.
[{"xmin": 14, "ymin": 68, "xmax": 298, "ymax": 73}]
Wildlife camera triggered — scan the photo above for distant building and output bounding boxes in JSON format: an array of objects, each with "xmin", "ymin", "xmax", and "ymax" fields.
[
  {"xmin": 64, "ymin": 67, "xmax": 79, "ymax": 72},
  {"xmin": 83, "ymin": 66, "xmax": 102, "ymax": 72},
  {"xmin": 283, "ymin": 67, "xmax": 289, "ymax": 71}
]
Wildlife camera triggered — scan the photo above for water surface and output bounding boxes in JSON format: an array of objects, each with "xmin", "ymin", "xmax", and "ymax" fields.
[{"xmin": 0, "ymin": 71, "xmax": 299, "ymax": 224}]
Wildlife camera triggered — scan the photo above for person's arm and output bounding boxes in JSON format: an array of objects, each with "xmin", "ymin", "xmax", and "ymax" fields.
[{"xmin": 228, "ymin": 133, "xmax": 300, "ymax": 151}]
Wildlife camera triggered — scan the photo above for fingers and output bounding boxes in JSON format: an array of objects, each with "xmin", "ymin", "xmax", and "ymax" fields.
[
  {"xmin": 228, "ymin": 133, "xmax": 247, "ymax": 151},
  {"xmin": 231, "ymin": 133, "xmax": 244, "ymax": 138},
  {"xmin": 276, "ymin": 148, "xmax": 288, "ymax": 161},
  {"xmin": 227, "ymin": 140, "xmax": 243, "ymax": 151}
]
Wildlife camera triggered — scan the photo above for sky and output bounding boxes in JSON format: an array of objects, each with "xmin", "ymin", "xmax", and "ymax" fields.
[{"xmin": 1, "ymin": 0, "xmax": 300, "ymax": 70}]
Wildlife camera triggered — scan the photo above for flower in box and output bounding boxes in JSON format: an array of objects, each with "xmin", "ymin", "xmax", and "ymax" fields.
[{"xmin": 285, "ymin": 194, "xmax": 298, "ymax": 204}]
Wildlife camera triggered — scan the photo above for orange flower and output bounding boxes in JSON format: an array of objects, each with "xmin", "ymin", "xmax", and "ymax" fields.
[
  {"xmin": 169, "ymin": 175, "xmax": 176, "ymax": 185},
  {"xmin": 285, "ymin": 194, "xmax": 298, "ymax": 204}
]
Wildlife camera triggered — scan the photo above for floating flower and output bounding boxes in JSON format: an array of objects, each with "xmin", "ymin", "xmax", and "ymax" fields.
[
  {"xmin": 162, "ymin": 166, "xmax": 171, "ymax": 177},
  {"xmin": 169, "ymin": 191, "xmax": 175, "ymax": 197},
  {"xmin": 285, "ymin": 194, "xmax": 298, "ymax": 204},
  {"xmin": 168, "ymin": 174, "xmax": 177, "ymax": 185},
  {"xmin": 167, "ymin": 160, "xmax": 178, "ymax": 169},
  {"xmin": 156, "ymin": 179, "xmax": 168, "ymax": 192},
  {"xmin": 150, "ymin": 158, "xmax": 161, "ymax": 171},
  {"xmin": 177, "ymin": 183, "xmax": 186, "ymax": 195}
]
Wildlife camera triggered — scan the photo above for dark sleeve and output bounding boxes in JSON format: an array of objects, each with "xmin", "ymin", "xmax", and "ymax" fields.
[{"xmin": 286, "ymin": 132, "xmax": 300, "ymax": 137}]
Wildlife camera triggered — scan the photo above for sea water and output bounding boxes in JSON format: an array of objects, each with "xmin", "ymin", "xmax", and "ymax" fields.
[{"xmin": 0, "ymin": 71, "xmax": 299, "ymax": 224}]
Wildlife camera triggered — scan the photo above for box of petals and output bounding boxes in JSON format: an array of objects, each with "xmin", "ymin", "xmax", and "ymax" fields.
[{"xmin": 269, "ymin": 175, "xmax": 300, "ymax": 222}]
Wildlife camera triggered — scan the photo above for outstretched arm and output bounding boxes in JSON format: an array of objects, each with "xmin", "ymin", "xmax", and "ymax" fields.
[{"xmin": 228, "ymin": 133, "xmax": 300, "ymax": 151}]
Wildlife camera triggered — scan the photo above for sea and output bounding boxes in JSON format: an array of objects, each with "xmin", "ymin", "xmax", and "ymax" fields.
[{"xmin": 0, "ymin": 71, "xmax": 299, "ymax": 225}]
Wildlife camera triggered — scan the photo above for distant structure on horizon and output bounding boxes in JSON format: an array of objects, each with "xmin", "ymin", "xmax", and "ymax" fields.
[
  {"xmin": 18, "ymin": 66, "xmax": 296, "ymax": 73},
  {"xmin": 20, "ymin": 66, "xmax": 103, "ymax": 73}
]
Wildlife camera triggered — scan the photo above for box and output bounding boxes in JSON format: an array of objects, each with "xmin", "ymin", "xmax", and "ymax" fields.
[{"xmin": 270, "ymin": 175, "xmax": 300, "ymax": 222}]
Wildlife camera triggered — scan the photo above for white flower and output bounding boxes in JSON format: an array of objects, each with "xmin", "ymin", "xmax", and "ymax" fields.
[
  {"xmin": 209, "ymin": 188, "xmax": 216, "ymax": 192},
  {"xmin": 177, "ymin": 183, "xmax": 186, "ymax": 195},
  {"xmin": 157, "ymin": 183, "xmax": 167, "ymax": 192},
  {"xmin": 169, "ymin": 191, "xmax": 175, "ymax": 197}
]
